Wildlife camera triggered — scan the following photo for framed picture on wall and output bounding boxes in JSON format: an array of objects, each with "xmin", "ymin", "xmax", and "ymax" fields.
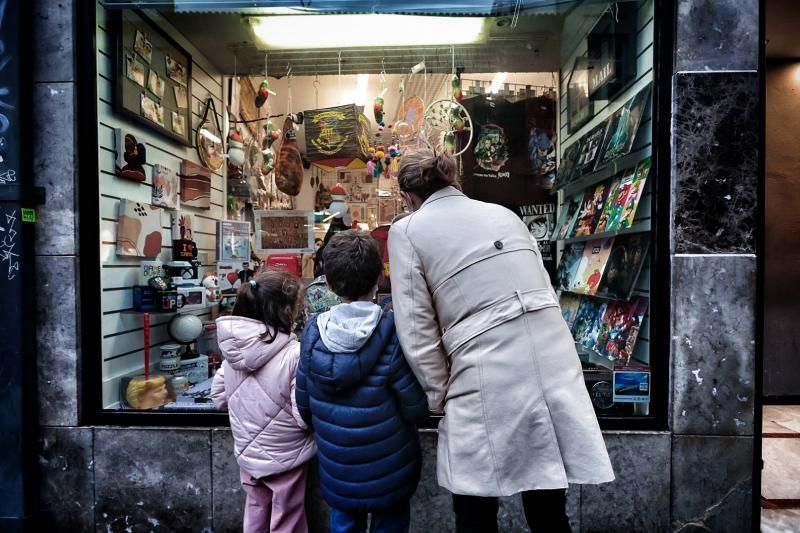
[
  {"xmin": 254, "ymin": 210, "xmax": 315, "ymax": 255},
  {"xmin": 112, "ymin": 10, "xmax": 193, "ymax": 147},
  {"xmin": 567, "ymin": 56, "xmax": 593, "ymax": 135}
]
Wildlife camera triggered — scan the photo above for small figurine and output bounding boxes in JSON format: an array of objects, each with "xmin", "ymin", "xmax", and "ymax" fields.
[
  {"xmin": 452, "ymin": 75, "xmax": 463, "ymax": 102},
  {"xmin": 202, "ymin": 272, "xmax": 221, "ymax": 303},
  {"xmin": 255, "ymin": 79, "xmax": 271, "ymax": 108},
  {"xmin": 125, "ymin": 375, "xmax": 171, "ymax": 410},
  {"xmin": 374, "ymin": 96, "xmax": 385, "ymax": 127},
  {"xmin": 227, "ymin": 132, "xmax": 245, "ymax": 166}
]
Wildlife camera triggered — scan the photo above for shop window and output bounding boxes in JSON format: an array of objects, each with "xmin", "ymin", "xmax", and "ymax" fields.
[{"xmin": 86, "ymin": 0, "xmax": 662, "ymax": 425}]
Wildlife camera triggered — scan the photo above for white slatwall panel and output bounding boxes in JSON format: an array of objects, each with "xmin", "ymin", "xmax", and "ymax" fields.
[
  {"xmin": 97, "ymin": 1, "xmax": 225, "ymax": 408},
  {"xmin": 557, "ymin": 0, "xmax": 655, "ymax": 371}
]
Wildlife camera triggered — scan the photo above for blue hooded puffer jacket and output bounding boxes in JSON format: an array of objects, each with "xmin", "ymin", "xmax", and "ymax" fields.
[{"xmin": 296, "ymin": 311, "xmax": 428, "ymax": 512}]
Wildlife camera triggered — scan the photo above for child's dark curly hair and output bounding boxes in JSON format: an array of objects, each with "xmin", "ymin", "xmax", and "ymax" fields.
[{"xmin": 231, "ymin": 270, "xmax": 303, "ymax": 343}]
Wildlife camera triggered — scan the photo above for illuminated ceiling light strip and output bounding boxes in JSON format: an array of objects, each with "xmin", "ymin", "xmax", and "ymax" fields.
[
  {"xmin": 488, "ymin": 72, "xmax": 508, "ymax": 94},
  {"xmin": 249, "ymin": 15, "xmax": 485, "ymax": 49}
]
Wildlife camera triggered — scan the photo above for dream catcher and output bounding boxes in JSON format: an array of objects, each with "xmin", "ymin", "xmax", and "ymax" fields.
[{"xmin": 420, "ymin": 47, "xmax": 473, "ymax": 157}]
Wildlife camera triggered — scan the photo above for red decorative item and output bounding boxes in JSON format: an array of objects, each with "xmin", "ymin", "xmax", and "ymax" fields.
[
  {"xmin": 266, "ymin": 254, "xmax": 302, "ymax": 277},
  {"xmin": 143, "ymin": 312, "xmax": 151, "ymax": 380}
]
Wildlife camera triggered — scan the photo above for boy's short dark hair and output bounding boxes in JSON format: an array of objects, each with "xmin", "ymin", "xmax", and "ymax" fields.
[{"xmin": 322, "ymin": 230, "xmax": 382, "ymax": 300}]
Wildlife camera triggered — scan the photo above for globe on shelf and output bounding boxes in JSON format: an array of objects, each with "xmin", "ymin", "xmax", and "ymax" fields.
[{"xmin": 168, "ymin": 313, "xmax": 204, "ymax": 344}]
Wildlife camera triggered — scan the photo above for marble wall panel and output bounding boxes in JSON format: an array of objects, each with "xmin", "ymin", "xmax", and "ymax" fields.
[
  {"xmin": 673, "ymin": 72, "xmax": 758, "ymax": 254},
  {"xmin": 32, "ymin": 0, "xmax": 75, "ymax": 82},
  {"xmin": 211, "ymin": 429, "xmax": 243, "ymax": 533},
  {"xmin": 675, "ymin": 0, "xmax": 758, "ymax": 72},
  {"xmin": 671, "ymin": 255, "xmax": 756, "ymax": 435},
  {"xmin": 94, "ymin": 428, "xmax": 213, "ymax": 532},
  {"xmin": 671, "ymin": 436, "xmax": 753, "ymax": 532},
  {"xmin": 580, "ymin": 432, "xmax": 671, "ymax": 533},
  {"xmin": 36, "ymin": 255, "xmax": 79, "ymax": 426},
  {"xmin": 36, "ymin": 427, "xmax": 94, "ymax": 531},
  {"xmin": 32, "ymin": 83, "xmax": 76, "ymax": 256}
]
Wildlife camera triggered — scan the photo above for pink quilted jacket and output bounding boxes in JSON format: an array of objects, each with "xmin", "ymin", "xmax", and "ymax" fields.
[{"xmin": 211, "ymin": 316, "xmax": 316, "ymax": 479}]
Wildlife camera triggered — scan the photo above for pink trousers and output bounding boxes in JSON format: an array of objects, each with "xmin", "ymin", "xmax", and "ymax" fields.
[{"xmin": 240, "ymin": 464, "xmax": 309, "ymax": 533}]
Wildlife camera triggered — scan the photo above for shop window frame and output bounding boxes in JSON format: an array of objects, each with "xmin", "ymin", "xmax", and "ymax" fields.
[{"xmin": 77, "ymin": 0, "xmax": 675, "ymax": 428}]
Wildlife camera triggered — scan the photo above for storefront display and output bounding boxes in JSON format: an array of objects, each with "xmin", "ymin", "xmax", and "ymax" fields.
[{"xmin": 91, "ymin": 0, "xmax": 658, "ymax": 422}]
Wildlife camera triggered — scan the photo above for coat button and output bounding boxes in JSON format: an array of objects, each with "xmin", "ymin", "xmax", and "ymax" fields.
[{"xmin": 494, "ymin": 240, "xmax": 503, "ymax": 250}]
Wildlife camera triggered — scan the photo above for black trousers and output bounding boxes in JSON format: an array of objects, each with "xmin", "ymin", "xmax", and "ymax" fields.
[{"xmin": 452, "ymin": 489, "xmax": 571, "ymax": 533}]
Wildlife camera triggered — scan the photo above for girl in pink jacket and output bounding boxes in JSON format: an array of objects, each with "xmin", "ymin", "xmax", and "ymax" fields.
[{"xmin": 211, "ymin": 270, "xmax": 316, "ymax": 533}]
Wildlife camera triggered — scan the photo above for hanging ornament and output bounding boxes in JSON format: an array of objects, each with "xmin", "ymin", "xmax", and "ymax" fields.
[
  {"xmin": 452, "ymin": 75, "xmax": 463, "ymax": 103},
  {"xmin": 255, "ymin": 80, "xmax": 271, "ymax": 108},
  {"xmin": 374, "ymin": 96, "xmax": 385, "ymax": 127},
  {"xmin": 227, "ymin": 131, "xmax": 246, "ymax": 167},
  {"xmin": 260, "ymin": 150, "xmax": 274, "ymax": 176},
  {"xmin": 262, "ymin": 119, "xmax": 281, "ymax": 153}
]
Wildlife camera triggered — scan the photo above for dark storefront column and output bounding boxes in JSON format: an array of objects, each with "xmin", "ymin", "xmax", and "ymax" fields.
[
  {"xmin": 670, "ymin": 0, "xmax": 759, "ymax": 530},
  {"xmin": 30, "ymin": 0, "xmax": 94, "ymax": 531}
]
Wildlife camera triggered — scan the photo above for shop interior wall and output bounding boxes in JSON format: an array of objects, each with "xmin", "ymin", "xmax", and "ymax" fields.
[
  {"xmin": 764, "ymin": 60, "xmax": 800, "ymax": 397},
  {"xmin": 96, "ymin": 1, "xmax": 226, "ymax": 408},
  {"xmin": 557, "ymin": 0, "xmax": 654, "ymax": 373}
]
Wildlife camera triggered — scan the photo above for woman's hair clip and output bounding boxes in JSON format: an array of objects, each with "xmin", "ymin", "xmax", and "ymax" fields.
[{"xmin": 249, "ymin": 279, "xmax": 257, "ymax": 288}]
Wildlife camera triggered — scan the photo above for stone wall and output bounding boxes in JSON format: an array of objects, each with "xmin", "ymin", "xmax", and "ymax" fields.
[
  {"xmin": 670, "ymin": 0, "xmax": 759, "ymax": 531},
  {"xmin": 30, "ymin": 0, "xmax": 760, "ymax": 531}
]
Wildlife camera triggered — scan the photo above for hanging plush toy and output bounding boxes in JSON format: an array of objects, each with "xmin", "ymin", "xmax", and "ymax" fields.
[
  {"xmin": 452, "ymin": 75, "xmax": 463, "ymax": 103},
  {"xmin": 255, "ymin": 80, "xmax": 271, "ymax": 108},
  {"xmin": 373, "ymin": 96, "xmax": 385, "ymax": 127},
  {"xmin": 260, "ymin": 150, "xmax": 274, "ymax": 176},
  {"xmin": 227, "ymin": 132, "xmax": 246, "ymax": 167},
  {"xmin": 262, "ymin": 120, "xmax": 281, "ymax": 152},
  {"xmin": 274, "ymin": 115, "xmax": 303, "ymax": 196}
]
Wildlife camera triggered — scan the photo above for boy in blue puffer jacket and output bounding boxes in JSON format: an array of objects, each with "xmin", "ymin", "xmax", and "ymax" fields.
[{"xmin": 296, "ymin": 230, "xmax": 429, "ymax": 533}]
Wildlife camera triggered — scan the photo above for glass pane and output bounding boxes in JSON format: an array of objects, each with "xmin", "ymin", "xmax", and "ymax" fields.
[{"xmin": 96, "ymin": 0, "xmax": 655, "ymax": 420}]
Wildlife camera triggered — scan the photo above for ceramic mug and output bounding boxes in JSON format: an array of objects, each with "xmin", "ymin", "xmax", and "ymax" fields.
[
  {"xmin": 157, "ymin": 291, "xmax": 185, "ymax": 312},
  {"xmin": 160, "ymin": 344, "xmax": 181, "ymax": 360},
  {"xmin": 140, "ymin": 260, "xmax": 163, "ymax": 285}
]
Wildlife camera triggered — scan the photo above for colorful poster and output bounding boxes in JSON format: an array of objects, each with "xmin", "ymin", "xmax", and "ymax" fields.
[
  {"xmin": 556, "ymin": 242, "xmax": 585, "ymax": 292},
  {"xmin": 605, "ymin": 167, "xmax": 636, "ymax": 232},
  {"xmin": 151, "ymin": 164, "xmax": 178, "ymax": 209},
  {"xmin": 572, "ymin": 237, "xmax": 614, "ymax": 295},
  {"xmin": 571, "ymin": 296, "xmax": 608, "ymax": 350},
  {"xmin": 572, "ymin": 182, "xmax": 612, "ymax": 238},
  {"xmin": 551, "ymin": 193, "xmax": 583, "ymax": 241},
  {"xmin": 559, "ymin": 292, "xmax": 582, "ymax": 329},
  {"xmin": 595, "ymin": 298, "xmax": 649, "ymax": 363},
  {"xmin": 180, "ymin": 159, "xmax": 212, "ymax": 209},
  {"xmin": 619, "ymin": 157, "xmax": 651, "ymax": 228},
  {"xmin": 217, "ymin": 221, "xmax": 251, "ymax": 261},
  {"xmin": 116, "ymin": 200, "xmax": 163, "ymax": 258},
  {"xmin": 596, "ymin": 84, "xmax": 651, "ymax": 168},
  {"xmin": 595, "ymin": 233, "xmax": 651, "ymax": 300}
]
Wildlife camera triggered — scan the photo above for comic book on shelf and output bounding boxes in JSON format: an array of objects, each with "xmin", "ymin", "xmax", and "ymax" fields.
[
  {"xmin": 572, "ymin": 237, "xmax": 614, "ymax": 295},
  {"xmin": 594, "ymin": 297, "xmax": 649, "ymax": 364},
  {"xmin": 571, "ymin": 296, "xmax": 608, "ymax": 350},
  {"xmin": 573, "ymin": 122, "xmax": 607, "ymax": 179},
  {"xmin": 619, "ymin": 157, "xmax": 651, "ymax": 228},
  {"xmin": 551, "ymin": 193, "xmax": 583, "ymax": 241},
  {"xmin": 595, "ymin": 233, "xmax": 651, "ymax": 300},
  {"xmin": 559, "ymin": 292, "xmax": 583, "ymax": 329},
  {"xmin": 556, "ymin": 242, "xmax": 585, "ymax": 292},
  {"xmin": 595, "ymin": 84, "xmax": 652, "ymax": 169},
  {"xmin": 572, "ymin": 182, "xmax": 612, "ymax": 238},
  {"xmin": 555, "ymin": 140, "xmax": 582, "ymax": 188},
  {"xmin": 604, "ymin": 167, "xmax": 636, "ymax": 232},
  {"xmin": 593, "ymin": 175, "xmax": 622, "ymax": 234}
]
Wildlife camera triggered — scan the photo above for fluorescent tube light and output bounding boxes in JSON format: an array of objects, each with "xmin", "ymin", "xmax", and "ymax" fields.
[
  {"xmin": 250, "ymin": 15, "xmax": 485, "ymax": 49},
  {"xmin": 488, "ymin": 72, "xmax": 508, "ymax": 94},
  {"xmin": 356, "ymin": 74, "xmax": 370, "ymax": 107}
]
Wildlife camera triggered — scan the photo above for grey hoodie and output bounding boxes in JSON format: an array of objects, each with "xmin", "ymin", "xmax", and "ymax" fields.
[{"xmin": 317, "ymin": 301, "xmax": 383, "ymax": 353}]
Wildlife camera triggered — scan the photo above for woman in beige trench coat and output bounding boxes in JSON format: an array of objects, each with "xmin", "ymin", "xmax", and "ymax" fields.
[{"xmin": 388, "ymin": 149, "xmax": 614, "ymax": 533}]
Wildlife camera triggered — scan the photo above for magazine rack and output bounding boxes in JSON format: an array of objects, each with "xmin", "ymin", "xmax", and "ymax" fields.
[{"xmin": 552, "ymin": 82, "xmax": 654, "ymax": 415}]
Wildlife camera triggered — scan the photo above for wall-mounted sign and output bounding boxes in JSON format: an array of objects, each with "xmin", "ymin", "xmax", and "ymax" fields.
[
  {"xmin": 567, "ymin": 57, "xmax": 593, "ymax": 135},
  {"xmin": 586, "ymin": 4, "xmax": 637, "ymax": 103}
]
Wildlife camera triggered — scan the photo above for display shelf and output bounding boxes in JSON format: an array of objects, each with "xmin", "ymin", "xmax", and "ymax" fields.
[
  {"xmin": 552, "ymin": 144, "xmax": 652, "ymax": 197},
  {"xmin": 577, "ymin": 345, "xmax": 646, "ymax": 371},
  {"xmin": 562, "ymin": 219, "xmax": 651, "ymax": 244}
]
